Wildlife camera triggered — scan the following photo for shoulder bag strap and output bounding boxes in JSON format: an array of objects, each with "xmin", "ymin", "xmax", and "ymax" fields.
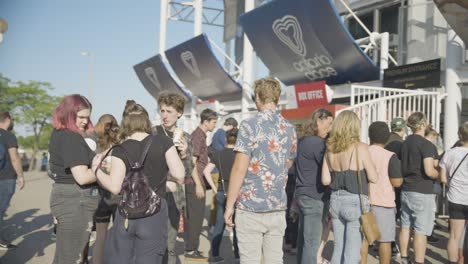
[
  {"xmin": 217, "ymin": 151, "xmax": 226, "ymax": 193},
  {"xmin": 355, "ymin": 144, "xmax": 368, "ymax": 214},
  {"xmin": 138, "ymin": 135, "xmax": 154, "ymax": 166},
  {"xmin": 449, "ymin": 152, "xmax": 468, "ymax": 180}
]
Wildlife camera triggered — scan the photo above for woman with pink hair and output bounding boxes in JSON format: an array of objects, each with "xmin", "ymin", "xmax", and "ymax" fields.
[{"xmin": 48, "ymin": 94, "xmax": 99, "ymax": 264}]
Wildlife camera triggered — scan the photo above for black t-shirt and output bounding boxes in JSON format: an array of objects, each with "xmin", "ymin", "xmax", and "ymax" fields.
[
  {"xmin": 211, "ymin": 148, "xmax": 235, "ymax": 192},
  {"xmin": 0, "ymin": 128, "xmax": 19, "ymax": 180},
  {"xmin": 48, "ymin": 129, "xmax": 96, "ymax": 184},
  {"xmin": 294, "ymin": 136, "xmax": 330, "ymax": 201},
  {"xmin": 112, "ymin": 135, "xmax": 173, "ymax": 194},
  {"xmin": 400, "ymin": 134, "xmax": 438, "ymax": 194}
]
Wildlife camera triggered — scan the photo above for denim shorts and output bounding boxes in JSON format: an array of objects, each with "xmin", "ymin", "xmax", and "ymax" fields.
[{"xmin": 400, "ymin": 191, "xmax": 435, "ymax": 236}]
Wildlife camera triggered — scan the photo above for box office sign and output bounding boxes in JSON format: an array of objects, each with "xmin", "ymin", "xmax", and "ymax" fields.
[
  {"xmin": 295, "ymin": 81, "xmax": 328, "ymax": 107},
  {"xmin": 383, "ymin": 59, "xmax": 441, "ymax": 89}
]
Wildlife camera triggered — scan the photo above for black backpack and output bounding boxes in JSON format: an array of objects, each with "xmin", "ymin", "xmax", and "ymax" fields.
[{"xmin": 97, "ymin": 135, "xmax": 165, "ymax": 229}]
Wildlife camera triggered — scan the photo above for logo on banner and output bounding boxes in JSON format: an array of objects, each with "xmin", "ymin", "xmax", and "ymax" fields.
[
  {"xmin": 144, "ymin": 67, "xmax": 162, "ymax": 90},
  {"xmin": 180, "ymin": 51, "xmax": 201, "ymax": 78},
  {"xmin": 272, "ymin": 15, "xmax": 337, "ymax": 82},
  {"xmin": 272, "ymin": 15, "xmax": 307, "ymax": 57}
]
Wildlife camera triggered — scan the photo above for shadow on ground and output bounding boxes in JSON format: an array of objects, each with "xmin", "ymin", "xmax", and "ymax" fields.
[{"xmin": 0, "ymin": 209, "xmax": 54, "ymax": 264}]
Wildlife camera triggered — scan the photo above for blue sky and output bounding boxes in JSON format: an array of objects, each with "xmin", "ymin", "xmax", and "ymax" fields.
[{"xmin": 0, "ymin": 0, "xmax": 225, "ymax": 134}]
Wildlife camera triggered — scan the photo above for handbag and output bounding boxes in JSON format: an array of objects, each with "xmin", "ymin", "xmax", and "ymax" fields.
[{"xmin": 356, "ymin": 145, "xmax": 381, "ymax": 244}]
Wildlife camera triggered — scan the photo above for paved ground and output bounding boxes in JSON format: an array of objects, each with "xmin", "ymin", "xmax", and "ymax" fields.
[{"xmin": 0, "ymin": 171, "xmax": 451, "ymax": 263}]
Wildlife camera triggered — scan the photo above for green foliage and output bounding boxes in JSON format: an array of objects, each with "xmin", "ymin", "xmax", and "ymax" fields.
[
  {"xmin": 17, "ymin": 124, "xmax": 53, "ymax": 150},
  {"xmin": 1, "ymin": 74, "xmax": 62, "ymax": 169}
]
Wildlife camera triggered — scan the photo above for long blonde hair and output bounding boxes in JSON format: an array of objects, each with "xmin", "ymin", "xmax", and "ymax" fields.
[{"xmin": 327, "ymin": 111, "xmax": 360, "ymax": 153}]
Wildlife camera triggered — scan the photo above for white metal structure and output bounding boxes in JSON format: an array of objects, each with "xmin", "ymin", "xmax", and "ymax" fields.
[{"xmin": 338, "ymin": 85, "xmax": 446, "ymax": 142}]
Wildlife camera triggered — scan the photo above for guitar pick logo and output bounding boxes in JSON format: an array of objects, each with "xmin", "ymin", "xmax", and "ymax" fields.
[
  {"xmin": 272, "ymin": 15, "xmax": 307, "ymax": 57},
  {"xmin": 180, "ymin": 51, "xmax": 201, "ymax": 78},
  {"xmin": 144, "ymin": 67, "xmax": 162, "ymax": 90}
]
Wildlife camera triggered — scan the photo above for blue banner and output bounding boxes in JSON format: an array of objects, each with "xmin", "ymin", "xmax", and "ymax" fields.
[
  {"xmin": 165, "ymin": 34, "xmax": 242, "ymax": 102},
  {"xmin": 134, "ymin": 54, "xmax": 190, "ymax": 100},
  {"xmin": 240, "ymin": 0, "xmax": 380, "ymax": 85}
]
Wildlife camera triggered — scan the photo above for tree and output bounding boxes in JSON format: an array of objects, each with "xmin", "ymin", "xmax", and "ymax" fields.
[{"xmin": 2, "ymin": 80, "xmax": 61, "ymax": 171}]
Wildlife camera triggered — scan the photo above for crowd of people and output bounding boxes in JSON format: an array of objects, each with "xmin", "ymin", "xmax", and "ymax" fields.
[{"xmin": 0, "ymin": 76, "xmax": 467, "ymax": 264}]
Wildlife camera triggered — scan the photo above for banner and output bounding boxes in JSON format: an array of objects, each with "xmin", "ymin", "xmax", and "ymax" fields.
[
  {"xmin": 239, "ymin": 0, "xmax": 379, "ymax": 86},
  {"xmin": 295, "ymin": 81, "xmax": 328, "ymax": 107},
  {"xmin": 133, "ymin": 54, "xmax": 190, "ymax": 100},
  {"xmin": 165, "ymin": 34, "xmax": 242, "ymax": 102},
  {"xmin": 434, "ymin": 0, "xmax": 468, "ymax": 46}
]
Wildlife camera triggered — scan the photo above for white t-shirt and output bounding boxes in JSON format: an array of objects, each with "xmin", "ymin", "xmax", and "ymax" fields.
[{"xmin": 440, "ymin": 147, "xmax": 468, "ymax": 205}]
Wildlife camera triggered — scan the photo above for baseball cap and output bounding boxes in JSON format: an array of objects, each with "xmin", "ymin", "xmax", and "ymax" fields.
[{"xmin": 390, "ymin": 117, "xmax": 406, "ymax": 131}]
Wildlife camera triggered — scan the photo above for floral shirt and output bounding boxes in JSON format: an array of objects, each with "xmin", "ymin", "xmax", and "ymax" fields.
[{"xmin": 234, "ymin": 109, "xmax": 297, "ymax": 212}]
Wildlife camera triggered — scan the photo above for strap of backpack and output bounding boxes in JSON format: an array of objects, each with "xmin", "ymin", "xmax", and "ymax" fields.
[{"xmin": 138, "ymin": 135, "xmax": 154, "ymax": 166}]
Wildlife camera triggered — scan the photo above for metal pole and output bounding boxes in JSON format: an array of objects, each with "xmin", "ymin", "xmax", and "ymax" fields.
[
  {"xmin": 242, "ymin": 0, "xmax": 255, "ymax": 117},
  {"xmin": 191, "ymin": 0, "xmax": 203, "ymax": 130},
  {"xmin": 444, "ymin": 29, "xmax": 464, "ymax": 149},
  {"xmin": 159, "ymin": 0, "xmax": 168, "ymax": 60},
  {"xmin": 194, "ymin": 0, "xmax": 203, "ymax": 35},
  {"xmin": 379, "ymin": 32, "xmax": 389, "ymax": 79},
  {"xmin": 372, "ymin": 9, "xmax": 380, "ymax": 63}
]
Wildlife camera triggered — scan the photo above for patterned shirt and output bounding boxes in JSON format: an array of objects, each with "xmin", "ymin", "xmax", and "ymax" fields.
[
  {"xmin": 191, "ymin": 126, "xmax": 208, "ymax": 187},
  {"xmin": 234, "ymin": 109, "xmax": 297, "ymax": 212}
]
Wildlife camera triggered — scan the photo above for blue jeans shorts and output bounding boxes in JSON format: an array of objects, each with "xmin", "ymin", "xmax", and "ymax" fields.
[{"xmin": 400, "ymin": 191, "xmax": 435, "ymax": 236}]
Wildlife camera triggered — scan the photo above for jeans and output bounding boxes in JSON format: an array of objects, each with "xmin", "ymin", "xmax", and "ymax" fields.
[
  {"xmin": 400, "ymin": 191, "xmax": 436, "ymax": 236},
  {"xmin": 296, "ymin": 195, "xmax": 327, "ymax": 264},
  {"xmin": 211, "ymin": 191, "xmax": 239, "ymax": 258},
  {"xmin": 104, "ymin": 199, "xmax": 168, "ymax": 264},
  {"xmin": 0, "ymin": 179, "xmax": 16, "ymax": 241},
  {"xmin": 235, "ymin": 209, "xmax": 286, "ymax": 264},
  {"xmin": 329, "ymin": 190, "xmax": 368, "ymax": 264},
  {"xmin": 50, "ymin": 183, "xmax": 100, "ymax": 264},
  {"xmin": 184, "ymin": 184, "xmax": 206, "ymax": 252}
]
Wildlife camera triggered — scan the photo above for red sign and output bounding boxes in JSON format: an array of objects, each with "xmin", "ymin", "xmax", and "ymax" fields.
[{"xmin": 294, "ymin": 81, "xmax": 328, "ymax": 107}]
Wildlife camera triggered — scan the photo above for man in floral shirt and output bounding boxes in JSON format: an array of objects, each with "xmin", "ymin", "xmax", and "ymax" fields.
[{"xmin": 224, "ymin": 77, "xmax": 297, "ymax": 264}]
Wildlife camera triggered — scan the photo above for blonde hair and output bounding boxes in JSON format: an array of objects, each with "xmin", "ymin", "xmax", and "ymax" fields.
[
  {"xmin": 327, "ymin": 111, "xmax": 360, "ymax": 153},
  {"xmin": 254, "ymin": 77, "xmax": 281, "ymax": 105}
]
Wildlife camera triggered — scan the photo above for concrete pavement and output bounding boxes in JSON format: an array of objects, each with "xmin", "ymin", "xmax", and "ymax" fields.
[{"xmin": 0, "ymin": 171, "xmax": 451, "ymax": 263}]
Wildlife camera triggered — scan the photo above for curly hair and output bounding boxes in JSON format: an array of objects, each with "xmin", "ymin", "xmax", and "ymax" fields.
[
  {"xmin": 253, "ymin": 77, "xmax": 281, "ymax": 105},
  {"xmin": 95, "ymin": 114, "xmax": 120, "ymax": 151},
  {"xmin": 157, "ymin": 91, "xmax": 186, "ymax": 113},
  {"xmin": 327, "ymin": 110, "xmax": 360, "ymax": 153}
]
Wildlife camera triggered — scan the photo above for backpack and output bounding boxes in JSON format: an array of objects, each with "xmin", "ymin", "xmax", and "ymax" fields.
[
  {"xmin": 0, "ymin": 132, "xmax": 7, "ymax": 171},
  {"xmin": 96, "ymin": 135, "xmax": 165, "ymax": 229}
]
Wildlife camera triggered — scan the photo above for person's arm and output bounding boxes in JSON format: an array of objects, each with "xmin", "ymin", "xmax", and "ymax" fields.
[
  {"xmin": 360, "ymin": 144, "xmax": 378, "ymax": 183},
  {"xmin": 440, "ymin": 166, "xmax": 448, "ymax": 184},
  {"xmin": 203, "ymin": 162, "xmax": 217, "ymax": 190},
  {"xmin": 8, "ymin": 148, "xmax": 24, "ymax": 189},
  {"xmin": 93, "ymin": 155, "xmax": 126, "ymax": 195},
  {"xmin": 423, "ymin": 157, "xmax": 439, "ymax": 180},
  {"xmin": 224, "ymin": 152, "xmax": 250, "ymax": 227},
  {"xmin": 165, "ymin": 146, "xmax": 184, "ymax": 184},
  {"xmin": 388, "ymin": 154, "xmax": 403, "ymax": 187},
  {"xmin": 439, "ymin": 152, "xmax": 449, "ymax": 184},
  {"xmin": 321, "ymin": 153, "xmax": 331, "ymax": 186},
  {"xmin": 191, "ymin": 157, "xmax": 205, "ymax": 199},
  {"xmin": 70, "ymin": 165, "xmax": 97, "ymax": 185}
]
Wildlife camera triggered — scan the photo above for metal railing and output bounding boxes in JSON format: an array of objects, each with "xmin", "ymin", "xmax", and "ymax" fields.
[{"xmin": 339, "ymin": 85, "xmax": 446, "ymax": 142}]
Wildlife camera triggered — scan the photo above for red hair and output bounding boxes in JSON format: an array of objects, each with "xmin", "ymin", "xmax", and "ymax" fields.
[{"xmin": 52, "ymin": 94, "xmax": 94, "ymax": 134}]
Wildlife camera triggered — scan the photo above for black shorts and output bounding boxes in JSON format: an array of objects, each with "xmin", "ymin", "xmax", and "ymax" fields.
[
  {"xmin": 95, "ymin": 196, "xmax": 118, "ymax": 223},
  {"xmin": 449, "ymin": 202, "xmax": 468, "ymax": 220}
]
